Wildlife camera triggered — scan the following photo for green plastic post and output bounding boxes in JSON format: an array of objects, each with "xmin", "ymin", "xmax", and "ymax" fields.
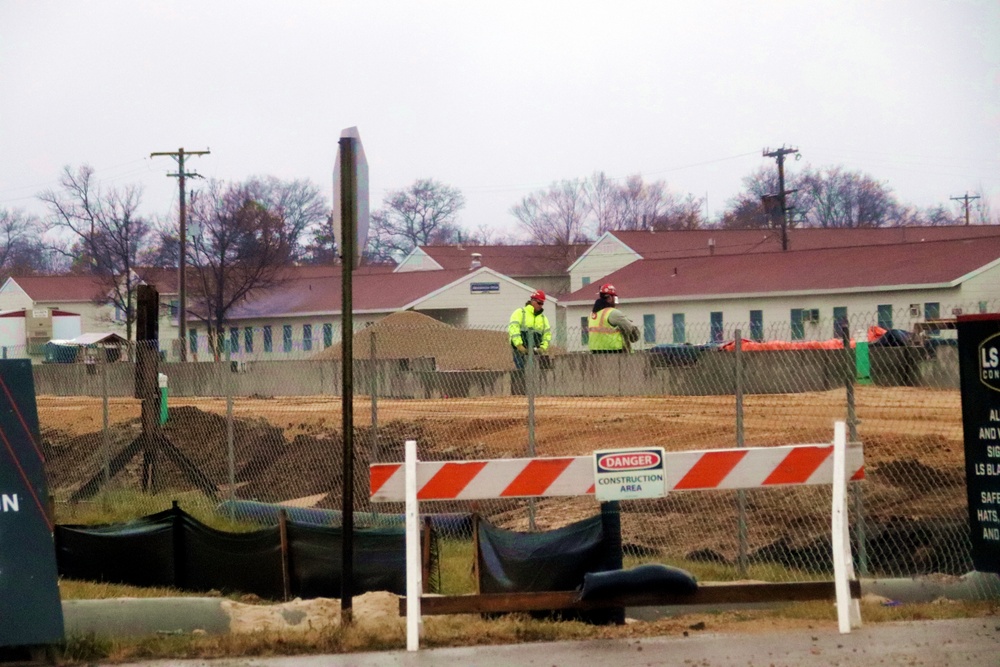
[
  {"xmin": 158, "ymin": 373, "xmax": 168, "ymax": 424},
  {"xmin": 855, "ymin": 341, "xmax": 871, "ymax": 385}
]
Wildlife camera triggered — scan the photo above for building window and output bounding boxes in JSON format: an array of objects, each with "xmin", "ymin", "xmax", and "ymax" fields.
[
  {"xmin": 229, "ymin": 327, "xmax": 239, "ymax": 354},
  {"xmin": 710, "ymin": 312, "xmax": 723, "ymax": 343},
  {"xmin": 323, "ymin": 323, "xmax": 333, "ymax": 348},
  {"xmin": 283, "ymin": 325, "xmax": 293, "ymax": 353},
  {"xmin": 672, "ymin": 313, "xmax": 685, "ymax": 344},
  {"xmin": 188, "ymin": 328, "xmax": 197, "ymax": 354},
  {"xmin": 580, "ymin": 316, "xmax": 589, "ymax": 346},
  {"xmin": 643, "ymin": 314, "xmax": 656, "ymax": 344},
  {"xmin": 877, "ymin": 304, "xmax": 893, "ymax": 330},
  {"xmin": 924, "ymin": 302, "xmax": 940, "ymax": 320},
  {"xmin": 980, "ymin": 301, "xmax": 989, "ymax": 314},
  {"xmin": 263, "ymin": 326, "xmax": 273, "ymax": 353},
  {"xmin": 833, "ymin": 306, "xmax": 849, "ymax": 340},
  {"xmin": 244, "ymin": 327, "xmax": 254, "ymax": 353},
  {"xmin": 582, "ymin": 277, "xmax": 591, "ymax": 286},
  {"xmin": 303, "ymin": 324, "xmax": 312, "ymax": 351},
  {"xmin": 749, "ymin": 310, "xmax": 763, "ymax": 342},
  {"xmin": 169, "ymin": 299, "xmax": 179, "ymax": 319},
  {"xmin": 790, "ymin": 309, "xmax": 805, "ymax": 340}
]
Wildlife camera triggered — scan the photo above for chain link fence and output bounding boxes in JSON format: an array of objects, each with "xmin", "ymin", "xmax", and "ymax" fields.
[{"xmin": 33, "ymin": 301, "xmax": 991, "ymax": 593}]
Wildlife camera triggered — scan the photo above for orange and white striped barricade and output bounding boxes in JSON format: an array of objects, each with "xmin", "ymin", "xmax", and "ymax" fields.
[{"xmin": 372, "ymin": 422, "xmax": 863, "ymax": 649}]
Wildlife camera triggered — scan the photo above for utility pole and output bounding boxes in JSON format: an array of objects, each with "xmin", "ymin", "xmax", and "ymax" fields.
[
  {"xmin": 951, "ymin": 192, "xmax": 981, "ymax": 226},
  {"xmin": 150, "ymin": 148, "xmax": 210, "ymax": 361},
  {"xmin": 763, "ymin": 146, "xmax": 799, "ymax": 250}
]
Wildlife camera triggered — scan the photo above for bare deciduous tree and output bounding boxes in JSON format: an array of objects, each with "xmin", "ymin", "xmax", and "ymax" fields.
[
  {"xmin": 186, "ymin": 180, "xmax": 292, "ymax": 358},
  {"xmin": 366, "ymin": 179, "xmax": 465, "ymax": 262},
  {"xmin": 721, "ymin": 167, "xmax": 786, "ymax": 229},
  {"xmin": 510, "ymin": 179, "xmax": 591, "ymax": 245},
  {"xmin": 797, "ymin": 166, "xmax": 900, "ymax": 228},
  {"xmin": 242, "ymin": 176, "xmax": 328, "ymax": 262},
  {"xmin": 0, "ymin": 208, "xmax": 51, "ymax": 280},
  {"xmin": 38, "ymin": 165, "xmax": 152, "ymax": 341}
]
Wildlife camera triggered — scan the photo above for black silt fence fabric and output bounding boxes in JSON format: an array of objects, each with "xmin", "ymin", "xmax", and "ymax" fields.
[
  {"xmin": 286, "ymin": 522, "xmax": 411, "ymax": 597},
  {"xmin": 55, "ymin": 506, "xmax": 434, "ymax": 598},
  {"xmin": 477, "ymin": 513, "xmax": 625, "ymax": 624},
  {"xmin": 179, "ymin": 514, "xmax": 285, "ymax": 598},
  {"xmin": 56, "ymin": 509, "xmax": 176, "ymax": 588}
]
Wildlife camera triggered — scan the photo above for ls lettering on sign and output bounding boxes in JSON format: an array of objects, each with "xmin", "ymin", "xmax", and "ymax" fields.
[{"xmin": 981, "ymin": 334, "xmax": 1000, "ymax": 391}]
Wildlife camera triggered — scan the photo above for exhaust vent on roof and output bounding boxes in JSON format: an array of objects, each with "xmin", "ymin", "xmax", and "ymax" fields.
[{"xmin": 470, "ymin": 252, "xmax": 482, "ymax": 270}]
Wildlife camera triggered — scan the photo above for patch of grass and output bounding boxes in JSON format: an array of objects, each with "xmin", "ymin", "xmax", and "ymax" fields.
[
  {"xmin": 53, "ymin": 489, "xmax": 261, "ymax": 532},
  {"xmin": 59, "ymin": 632, "xmax": 113, "ymax": 663},
  {"xmin": 437, "ymin": 539, "xmax": 476, "ymax": 594},
  {"xmin": 59, "ymin": 578, "xmax": 210, "ymax": 600}
]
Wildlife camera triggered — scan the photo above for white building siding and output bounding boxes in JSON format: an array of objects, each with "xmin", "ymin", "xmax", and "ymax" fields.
[
  {"xmin": 561, "ymin": 285, "xmax": 989, "ymax": 352},
  {"xmin": 0, "ymin": 281, "xmax": 32, "ymax": 312},
  {"xmin": 958, "ymin": 261, "xmax": 1000, "ymax": 314},
  {"xmin": 415, "ymin": 274, "xmax": 535, "ymax": 330},
  {"xmin": 569, "ymin": 236, "xmax": 638, "ymax": 293}
]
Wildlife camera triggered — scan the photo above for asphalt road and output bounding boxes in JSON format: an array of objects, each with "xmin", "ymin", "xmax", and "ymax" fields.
[{"xmin": 111, "ymin": 616, "xmax": 999, "ymax": 667}]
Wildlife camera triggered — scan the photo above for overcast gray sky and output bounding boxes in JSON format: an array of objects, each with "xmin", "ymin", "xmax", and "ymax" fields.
[{"xmin": 2, "ymin": 0, "xmax": 998, "ymax": 239}]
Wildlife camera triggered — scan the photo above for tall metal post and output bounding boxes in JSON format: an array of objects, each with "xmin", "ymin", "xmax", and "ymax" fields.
[{"xmin": 339, "ymin": 136, "xmax": 357, "ymax": 623}]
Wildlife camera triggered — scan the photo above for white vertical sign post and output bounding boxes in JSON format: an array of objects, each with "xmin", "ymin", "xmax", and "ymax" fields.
[
  {"xmin": 831, "ymin": 420, "xmax": 862, "ymax": 634},
  {"xmin": 404, "ymin": 439, "xmax": 422, "ymax": 651}
]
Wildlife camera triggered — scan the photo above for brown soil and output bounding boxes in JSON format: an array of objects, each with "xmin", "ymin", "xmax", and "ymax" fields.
[
  {"xmin": 37, "ymin": 385, "xmax": 967, "ymax": 571},
  {"xmin": 37, "ymin": 311, "xmax": 971, "ymax": 571},
  {"xmin": 314, "ymin": 310, "xmax": 565, "ymax": 370}
]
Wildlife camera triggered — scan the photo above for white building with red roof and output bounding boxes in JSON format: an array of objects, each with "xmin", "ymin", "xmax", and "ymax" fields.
[{"xmin": 560, "ymin": 233, "xmax": 1000, "ymax": 351}]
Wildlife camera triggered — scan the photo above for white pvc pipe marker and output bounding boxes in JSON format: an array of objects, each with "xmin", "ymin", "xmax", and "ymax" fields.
[{"xmin": 404, "ymin": 439, "xmax": 422, "ymax": 651}]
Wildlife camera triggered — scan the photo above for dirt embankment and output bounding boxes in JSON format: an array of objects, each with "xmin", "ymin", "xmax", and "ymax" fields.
[{"xmin": 38, "ymin": 383, "xmax": 968, "ymax": 575}]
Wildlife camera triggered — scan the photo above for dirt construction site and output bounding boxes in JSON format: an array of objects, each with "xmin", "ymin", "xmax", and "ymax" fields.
[
  {"xmin": 31, "ymin": 310, "xmax": 970, "ymax": 574},
  {"xmin": 36, "ymin": 383, "xmax": 970, "ymax": 576}
]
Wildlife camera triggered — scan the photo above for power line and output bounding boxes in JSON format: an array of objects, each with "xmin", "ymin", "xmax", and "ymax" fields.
[
  {"xmin": 150, "ymin": 148, "xmax": 210, "ymax": 362},
  {"xmin": 951, "ymin": 191, "xmax": 981, "ymax": 226},
  {"xmin": 762, "ymin": 145, "xmax": 800, "ymax": 251}
]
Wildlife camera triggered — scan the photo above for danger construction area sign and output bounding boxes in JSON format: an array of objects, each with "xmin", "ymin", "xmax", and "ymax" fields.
[{"xmin": 593, "ymin": 447, "xmax": 666, "ymax": 501}]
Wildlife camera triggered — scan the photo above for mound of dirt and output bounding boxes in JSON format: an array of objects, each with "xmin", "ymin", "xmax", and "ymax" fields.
[{"xmin": 314, "ymin": 310, "xmax": 561, "ymax": 371}]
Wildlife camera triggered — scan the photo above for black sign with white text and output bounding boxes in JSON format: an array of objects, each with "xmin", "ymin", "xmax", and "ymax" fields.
[
  {"xmin": 957, "ymin": 315, "xmax": 1000, "ymax": 573},
  {"xmin": 0, "ymin": 360, "xmax": 64, "ymax": 647}
]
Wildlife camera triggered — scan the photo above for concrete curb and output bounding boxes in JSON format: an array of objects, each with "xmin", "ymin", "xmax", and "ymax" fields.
[{"xmin": 62, "ymin": 573, "xmax": 1000, "ymax": 638}]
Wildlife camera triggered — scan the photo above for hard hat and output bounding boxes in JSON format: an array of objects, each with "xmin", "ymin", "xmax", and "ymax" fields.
[
  {"xmin": 598, "ymin": 284, "xmax": 617, "ymax": 298},
  {"xmin": 529, "ymin": 289, "xmax": 546, "ymax": 303}
]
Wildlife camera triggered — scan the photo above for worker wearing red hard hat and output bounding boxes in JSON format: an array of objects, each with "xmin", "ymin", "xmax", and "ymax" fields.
[
  {"xmin": 588, "ymin": 283, "xmax": 639, "ymax": 353},
  {"xmin": 508, "ymin": 289, "xmax": 552, "ymax": 371}
]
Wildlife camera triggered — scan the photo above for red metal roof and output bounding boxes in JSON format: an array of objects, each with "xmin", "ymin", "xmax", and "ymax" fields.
[
  {"xmin": 414, "ymin": 244, "xmax": 589, "ymax": 276},
  {"xmin": 227, "ymin": 268, "xmax": 501, "ymax": 319},
  {"xmin": 564, "ymin": 236, "xmax": 1000, "ymax": 302},
  {"xmin": 608, "ymin": 226, "xmax": 1000, "ymax": 260},
  {"xmin": 6, "ymin": 275, "xmax": 106, "ymax": 302}
]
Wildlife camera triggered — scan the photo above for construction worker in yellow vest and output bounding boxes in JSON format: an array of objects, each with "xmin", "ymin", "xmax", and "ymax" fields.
[
  {"xmin": 508, "ymin": 289, "xmax": 551, "ymax": 370},
  {"xmin": 588, "ymin": 283, "xmax": 640, "ymax": 353}
]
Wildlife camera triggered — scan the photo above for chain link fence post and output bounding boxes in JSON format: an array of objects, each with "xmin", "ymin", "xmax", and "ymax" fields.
[
  {"xmin": 843, "ymin": 326, "xmax": 867, "ymax": 575},
  {"xmin": 370, "ymin": 329, "xmax": 379, "ymax": 460},
  {"xmin": 734, "ymin": 330, "xmax": 748, "ymax": 577},
  {"xmin": 226, "ymin": 339, "xmax": 236, "ymax": 514},
  {"xmin": 101, "ymin": 348, "xmax": 111, "ymax": 491},
  {"xmin": 526, "ymin": 330, "xmax": 537, "ymax": 531}
]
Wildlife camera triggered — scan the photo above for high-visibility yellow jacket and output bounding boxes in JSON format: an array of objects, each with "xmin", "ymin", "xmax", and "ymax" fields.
[
  {"xmin": 508, "ymin": 304, "xmax": 551, "ymax": 351},
  {"xmin": 588, "ymin": 308, "xmax": 626, "ymax": 351}
]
